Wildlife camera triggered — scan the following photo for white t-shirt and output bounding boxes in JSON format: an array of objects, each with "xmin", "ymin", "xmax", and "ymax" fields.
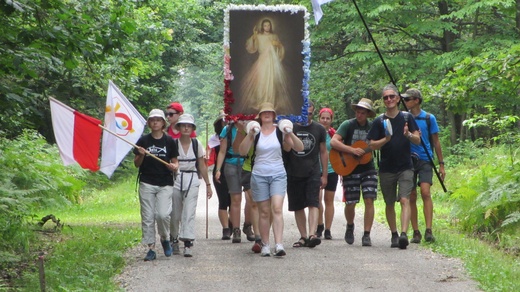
[{"xmin": 252, "ymin": 129, "xmax": 285, "ymax": 177}]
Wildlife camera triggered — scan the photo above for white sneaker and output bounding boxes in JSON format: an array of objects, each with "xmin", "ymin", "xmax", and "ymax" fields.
[
  {"xmin": 183, "ymin": 247, "xmax": 193, "ymax": 257},
  {"xmin": 260, "ymin": 243, "xmax": 271, "ymax": 257},
  {"xmin": 274, "ymin": 243, "xmax": 286, "ymax": 257}
]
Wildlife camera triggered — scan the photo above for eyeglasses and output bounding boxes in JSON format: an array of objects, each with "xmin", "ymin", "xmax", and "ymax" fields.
[
  {"xmin": 167, "ymin": 112, "xmax": 179, "ymax": 117},
  {"xmin": 382, "ymin": 95, "xmax": 397, "ymax": 101},
  {"xmin": 403, "ymin": 97, "xmax": 416, "ymax": 102}
]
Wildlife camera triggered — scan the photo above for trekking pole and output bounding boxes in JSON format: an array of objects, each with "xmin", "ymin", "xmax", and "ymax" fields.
[{"xmin": 351, "ymin": 0, "xmax": 447, "ymax": 192}]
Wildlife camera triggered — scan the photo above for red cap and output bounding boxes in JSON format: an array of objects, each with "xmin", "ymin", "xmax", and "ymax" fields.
[
  {"xmin": 319, "ymin": 107, "xmax": 333, "ymax": 118},
  {"xmin": 168, "ymin": 102, "xmax": 184, "ymax": 113}
]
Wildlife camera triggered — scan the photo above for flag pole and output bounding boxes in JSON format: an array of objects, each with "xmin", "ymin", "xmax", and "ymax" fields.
[
  {"xmin": 205, "ymin": 121, "xmax": 209, "ymax": 239},
  {"xmin": 98, "ymin": 124, "xmax": 169, "ymax": 167},
  {"xmin": 351, "ymin": 0, "xmax": 447, "ymax": 192}
]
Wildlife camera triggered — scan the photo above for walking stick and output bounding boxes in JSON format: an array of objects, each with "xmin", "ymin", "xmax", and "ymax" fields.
[
  {"xmin": 205, "ymin": 121, "xmax": 209, "ymax": 239},
  {"xmin": 351, "ymin": 0, "xmax": 447, "ymax": 192}
]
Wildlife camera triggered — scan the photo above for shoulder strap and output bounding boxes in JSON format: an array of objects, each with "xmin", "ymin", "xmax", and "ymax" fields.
[
  {"xmin": 192, "ymin": 138, "xmax": 199, "ymax": 176},
  {"xmin": 251, "ymin": 132, "xmax": 261, "ymax": 170},
  {"xmin": 344, "ymin": 118, "xmax": 357, "ymax": 145}
]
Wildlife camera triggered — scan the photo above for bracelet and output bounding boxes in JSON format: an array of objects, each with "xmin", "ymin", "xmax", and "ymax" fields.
[
  {"xmin": 206, "ymin": 183, "xmax": 211, "ymax": 186},
  {"xmin": 215, "ymin": 168, "xmax": 220, "ymax": 172},
  {"xmin": 439, "ymin": 161, "xmax": 445, "ymax": 165}
]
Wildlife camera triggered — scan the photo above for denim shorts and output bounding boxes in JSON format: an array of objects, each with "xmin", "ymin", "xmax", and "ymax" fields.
[{"xmin": 251, "ymin": 173, "xmax": 287, "ymax": 202}]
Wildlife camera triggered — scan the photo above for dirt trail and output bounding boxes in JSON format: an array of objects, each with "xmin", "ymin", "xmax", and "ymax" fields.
[{"xmin": 116, "ymin": 184, "xmax": 480, "ymax": 292}]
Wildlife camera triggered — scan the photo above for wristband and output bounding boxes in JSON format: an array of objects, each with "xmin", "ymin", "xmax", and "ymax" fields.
[
  {"xmin": 206, "ymin": 183, "xmax": 211, "ymax": 186},
  {"xmin": 439, "ymin": 161, "xmax": 445, "ymax": 165},
  {"xmin": 215, "ymin": 168, "xmax": 220, "ymax": 172}
]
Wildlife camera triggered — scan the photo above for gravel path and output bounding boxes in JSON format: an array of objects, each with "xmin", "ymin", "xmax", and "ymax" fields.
[{"xmin": 116, "ymin": 183, "xmax": 481, "ymax": 292}]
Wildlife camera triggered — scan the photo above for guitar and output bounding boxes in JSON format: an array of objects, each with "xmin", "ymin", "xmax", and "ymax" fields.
[{"xmin": 329, "ymin": 140, "xmax": 372, "ymax": 176}]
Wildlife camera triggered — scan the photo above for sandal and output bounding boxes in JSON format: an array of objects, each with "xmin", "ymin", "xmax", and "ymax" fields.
[
  {"xmin": 292, "ymin": 237, "xmax": 307, "ymax": 248},
  {"xmin": 307, "ymin": 235, "xmax": 322, "ymax": 248}
]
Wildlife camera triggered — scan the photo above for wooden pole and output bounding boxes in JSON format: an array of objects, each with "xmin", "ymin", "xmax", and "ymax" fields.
[{"xmin": 205, "ymin": 121, "xmax": 209, "ymax": 239}]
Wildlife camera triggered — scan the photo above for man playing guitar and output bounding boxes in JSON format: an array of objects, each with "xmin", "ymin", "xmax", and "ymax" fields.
[{"xmin": 330, "ymin": 98, "xmax": 377, "ymax": 246}]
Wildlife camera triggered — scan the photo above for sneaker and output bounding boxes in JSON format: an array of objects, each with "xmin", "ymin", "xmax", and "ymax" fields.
[
  {"xmin": 324, "ymin": 229, "xmax": 332, "ymax": 240},
  {"xmin": 274, "ymin": 244, "xmax": 286, "ymax": 257},
  {"xmin": 171, "ymin": 239, "xmax": 180, "ymax": 255},
  {"xmin": 243, "ymin": 224, "xmax": 255, "ymax": 242},
  {"xmin": 424, "ymin": 229, "xmax": 436, "ymax": 242},
  {"xmin": 144, "ymin": 249, "xmax": 156, "ymax": 261},
  {"xmin": 261, "ymin": 243, "xmax": 271, "ymax": 257},
  {"xmin": 316, "ymin": 224, "xmax": 324, "ymax": 238},
  {"xmin": 183, "ymin": 247, "xmax": 193, "ymax": 257},
  {"xmin": 398, "ymin": 232, "xmax": 409, "ymax": 249},
  {"xmin": 361, "ymin": 234, "xmax": 372, "ymax": 246},
  {"xmin": 161, "ymin": 240, "xmax": 172, "ymax": 257},
  {"xmin": 411, "ymin": 230, "xmax": 422, "ymax": 244},
  {"xmin": 390, "ymin": 234, "xmax": 399, "ymax": 248},
  {"xmin": 222, "ymin": 228, "xmax": 231, "ymax": 240},
  {"xmin": 252, "ymin": 240, "xmax": 262, "ymax": 253},
  {"xmin": 232, "ymin": 228, "xmax": 241, "ymax": 243},
  {"xmin": 344, "ymin": 225, "xmax": 354, "ymax": 245}
]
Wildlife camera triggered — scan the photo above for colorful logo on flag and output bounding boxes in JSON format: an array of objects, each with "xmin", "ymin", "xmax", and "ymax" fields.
[{"xmin": 106, "ymin": 98, "xmax": 136, "ymax": 137}]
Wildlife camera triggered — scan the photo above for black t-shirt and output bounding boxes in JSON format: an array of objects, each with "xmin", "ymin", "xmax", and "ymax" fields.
[
  {"xmin": 134, "ymin": 133, "xmax": 179, "ymax": 186},
  {"xmin": 285, "ymin": 122, "xmax": 327, "ymax": 178},
  {"xmin": 367, "ymin": 111, "xmax": 418, "ymax": 173}
]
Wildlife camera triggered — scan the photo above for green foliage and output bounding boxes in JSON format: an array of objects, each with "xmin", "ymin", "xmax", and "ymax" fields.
[{"xmin": 448, "ymin": 142, "xmax": 520, "ymax": 250}]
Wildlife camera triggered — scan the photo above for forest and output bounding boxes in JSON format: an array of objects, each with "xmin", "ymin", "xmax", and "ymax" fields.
[{"xmin": 1, "ymin": 0, "xmax": 519, "ymax": 290}]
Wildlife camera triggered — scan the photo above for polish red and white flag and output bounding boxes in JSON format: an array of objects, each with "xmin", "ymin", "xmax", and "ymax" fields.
[{"xmin": 49, "ymin": 97, "xmax": 102, "ymax": 171}]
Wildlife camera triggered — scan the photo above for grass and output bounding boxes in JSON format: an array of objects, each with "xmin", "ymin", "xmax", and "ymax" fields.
[
  {"xmin": 15, "ymin": 177, "xmax": 141, "ymax": 291},
  {"xmin": 14, "ymin": 166, "xmax": 519, "ymax": 291}
]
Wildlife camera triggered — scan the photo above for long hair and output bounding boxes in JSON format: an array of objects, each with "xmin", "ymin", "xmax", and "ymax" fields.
[{"xmin": 260, "ymin": 19, "xmax": 273, "ymax": 33}]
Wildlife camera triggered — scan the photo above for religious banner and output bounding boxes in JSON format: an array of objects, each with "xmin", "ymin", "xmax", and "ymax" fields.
[{"xmin": 224, "ymin": 5, "xmax": 310, "ymax": 123}]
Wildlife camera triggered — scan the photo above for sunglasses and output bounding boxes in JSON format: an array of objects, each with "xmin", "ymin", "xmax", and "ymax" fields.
[
  {"xmin": 382, "ymin": 95, "xmax": 397, "ymax": 101},
  {"xmin": 167, "ymin": 112, "xmax": 179, "ymax": 117},
  {"xmin": 403, "ymin": 97, "xmax": 416, "ymax": 102}
]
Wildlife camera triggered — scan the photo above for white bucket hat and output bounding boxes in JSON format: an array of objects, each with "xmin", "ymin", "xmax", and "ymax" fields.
[
  {"xmin": 175, "ymin": 113, "xmax": 197, "ymax": 130},
  {"xmin": 147, "ymin": 109, "xmax": 166, "ymax": 122}
]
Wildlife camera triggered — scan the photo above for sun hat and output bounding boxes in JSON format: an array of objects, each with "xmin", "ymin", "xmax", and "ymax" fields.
[
  {"xmin": 255, "ymin": 102, "xmax": 277, "ymax": 119},
  {"xmin": 167, "ymin": 102, "xmax": 184, "ymax": 114},
  {"xmin": 350, "ymin": 98, "xmax": 376, "ymax": 118},
  {"xmin": 147, "ymin": 109, "xmax": 166, "ymax": 122},
  {"xmin": 401, "ymin": 88, "xmax": 423, "ymax": 101},
  {"xmin": 175, "ymin": 113, "xmax": 196, "ymax": 130}
]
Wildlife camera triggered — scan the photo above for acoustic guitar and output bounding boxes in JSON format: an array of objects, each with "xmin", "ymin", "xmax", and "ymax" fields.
[{"xmin": 329, "ymin": 140, "xmax": 372, "ymax": 176}]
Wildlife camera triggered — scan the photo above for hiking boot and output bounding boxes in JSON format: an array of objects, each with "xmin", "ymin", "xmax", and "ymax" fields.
[
  {"xmin": 261, "ymin": 243, "xmax": 271, "ymax": 257},
  {"xmin": 316, "ymin": 224, "xmax": 324, "ymax": 238},
  {"xmin": 144, "ymin": 249, "xmax": 156, "ymax": 261},
  {"xmin": 324, "ymin": 229, "xmax": 332, "ymax": 240},
  {"xmin": 232, "ymin": 228, "xmax": 241, "ymax": 243},
  {"xmin": 425, "ymin": 229, "xmax": 436, "ymax": 242},
  {"xmin": 171, "ymin": 239, "xmax": 180, "ymax": 255},
  {"xmin": 398, "ymin": 232, "xmax": 409, "ymax": 249},
  {"xmin": 161, "ymin": 240, "xmax": 172, "ymax": 257},
  {"xmin": 390, "ymin": 234, "xmax": 399, "ymax": 248},
  {"xmin": 221, "ymin": 228, "xmax": 231, "ymax": 240},
  {"xmin": 411, "ymin": 230, "xmax": 422, "ymax": 244},
  {"xmin": 344, "ymin": 225, "xmax": 354, "ymax": 245},
  {"xmin": 252, "ymin": 240, "xmax": 262, "ymax": 253},
  {"xmin": 183, "ymin": 247, "xmax": 193, "ymax": 257},
  {"xmin": 242, "ymin": 223, "xmax": 255, "ymax": 242},
  {"xmin": 361, "ymin": 234, "xmax": 372, "ymax": 246},
  {"xmin": 274, "ymin": 243, "xmax": 286, "ymax": 257}
]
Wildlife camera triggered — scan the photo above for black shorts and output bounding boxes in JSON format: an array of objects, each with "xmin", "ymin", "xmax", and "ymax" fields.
[
  {"xmin": 324, "ymin": 172, "xmax": 339, "ymax": 192},
  {"xmin": 287, "ymin": 174, "xmax": 321, "ymax": 211}
]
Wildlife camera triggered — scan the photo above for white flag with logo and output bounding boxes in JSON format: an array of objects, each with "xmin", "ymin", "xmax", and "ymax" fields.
[{"xmin": 100, "ymin": 80, "xmax": 146, "ymax": 178}]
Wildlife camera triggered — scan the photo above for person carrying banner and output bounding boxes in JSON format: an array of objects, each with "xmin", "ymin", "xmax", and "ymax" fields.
[
  {"xmin": 170, "ymin": 114, "xmax": 212, "ymax": 257},
  {"xmin": 367, "ymin": 84, "xmax": 421, "ymax": 249},
  {"xmin": 133, "ymin": 109, "xmax": 179, "ymax": 261},
  {"xmin": 239, "ymin": 103, "xmax": 303, "ymax": 256},
  {"xmin": 330, "ymin": 98, "xmax": 377, "ymax": 246},
  {"xmin": 402, "ymin": 88, "xmax": 446, "ymax": 243}
]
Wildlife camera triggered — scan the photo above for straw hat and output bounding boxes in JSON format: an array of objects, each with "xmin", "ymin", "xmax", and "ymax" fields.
[
  {"xmin": 350, "ymin": 98, "xmax": 376, "ymax": 118},
  {"xmin": 255, "ymin": 102, "xmax": 277, "ymax": 119}
]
